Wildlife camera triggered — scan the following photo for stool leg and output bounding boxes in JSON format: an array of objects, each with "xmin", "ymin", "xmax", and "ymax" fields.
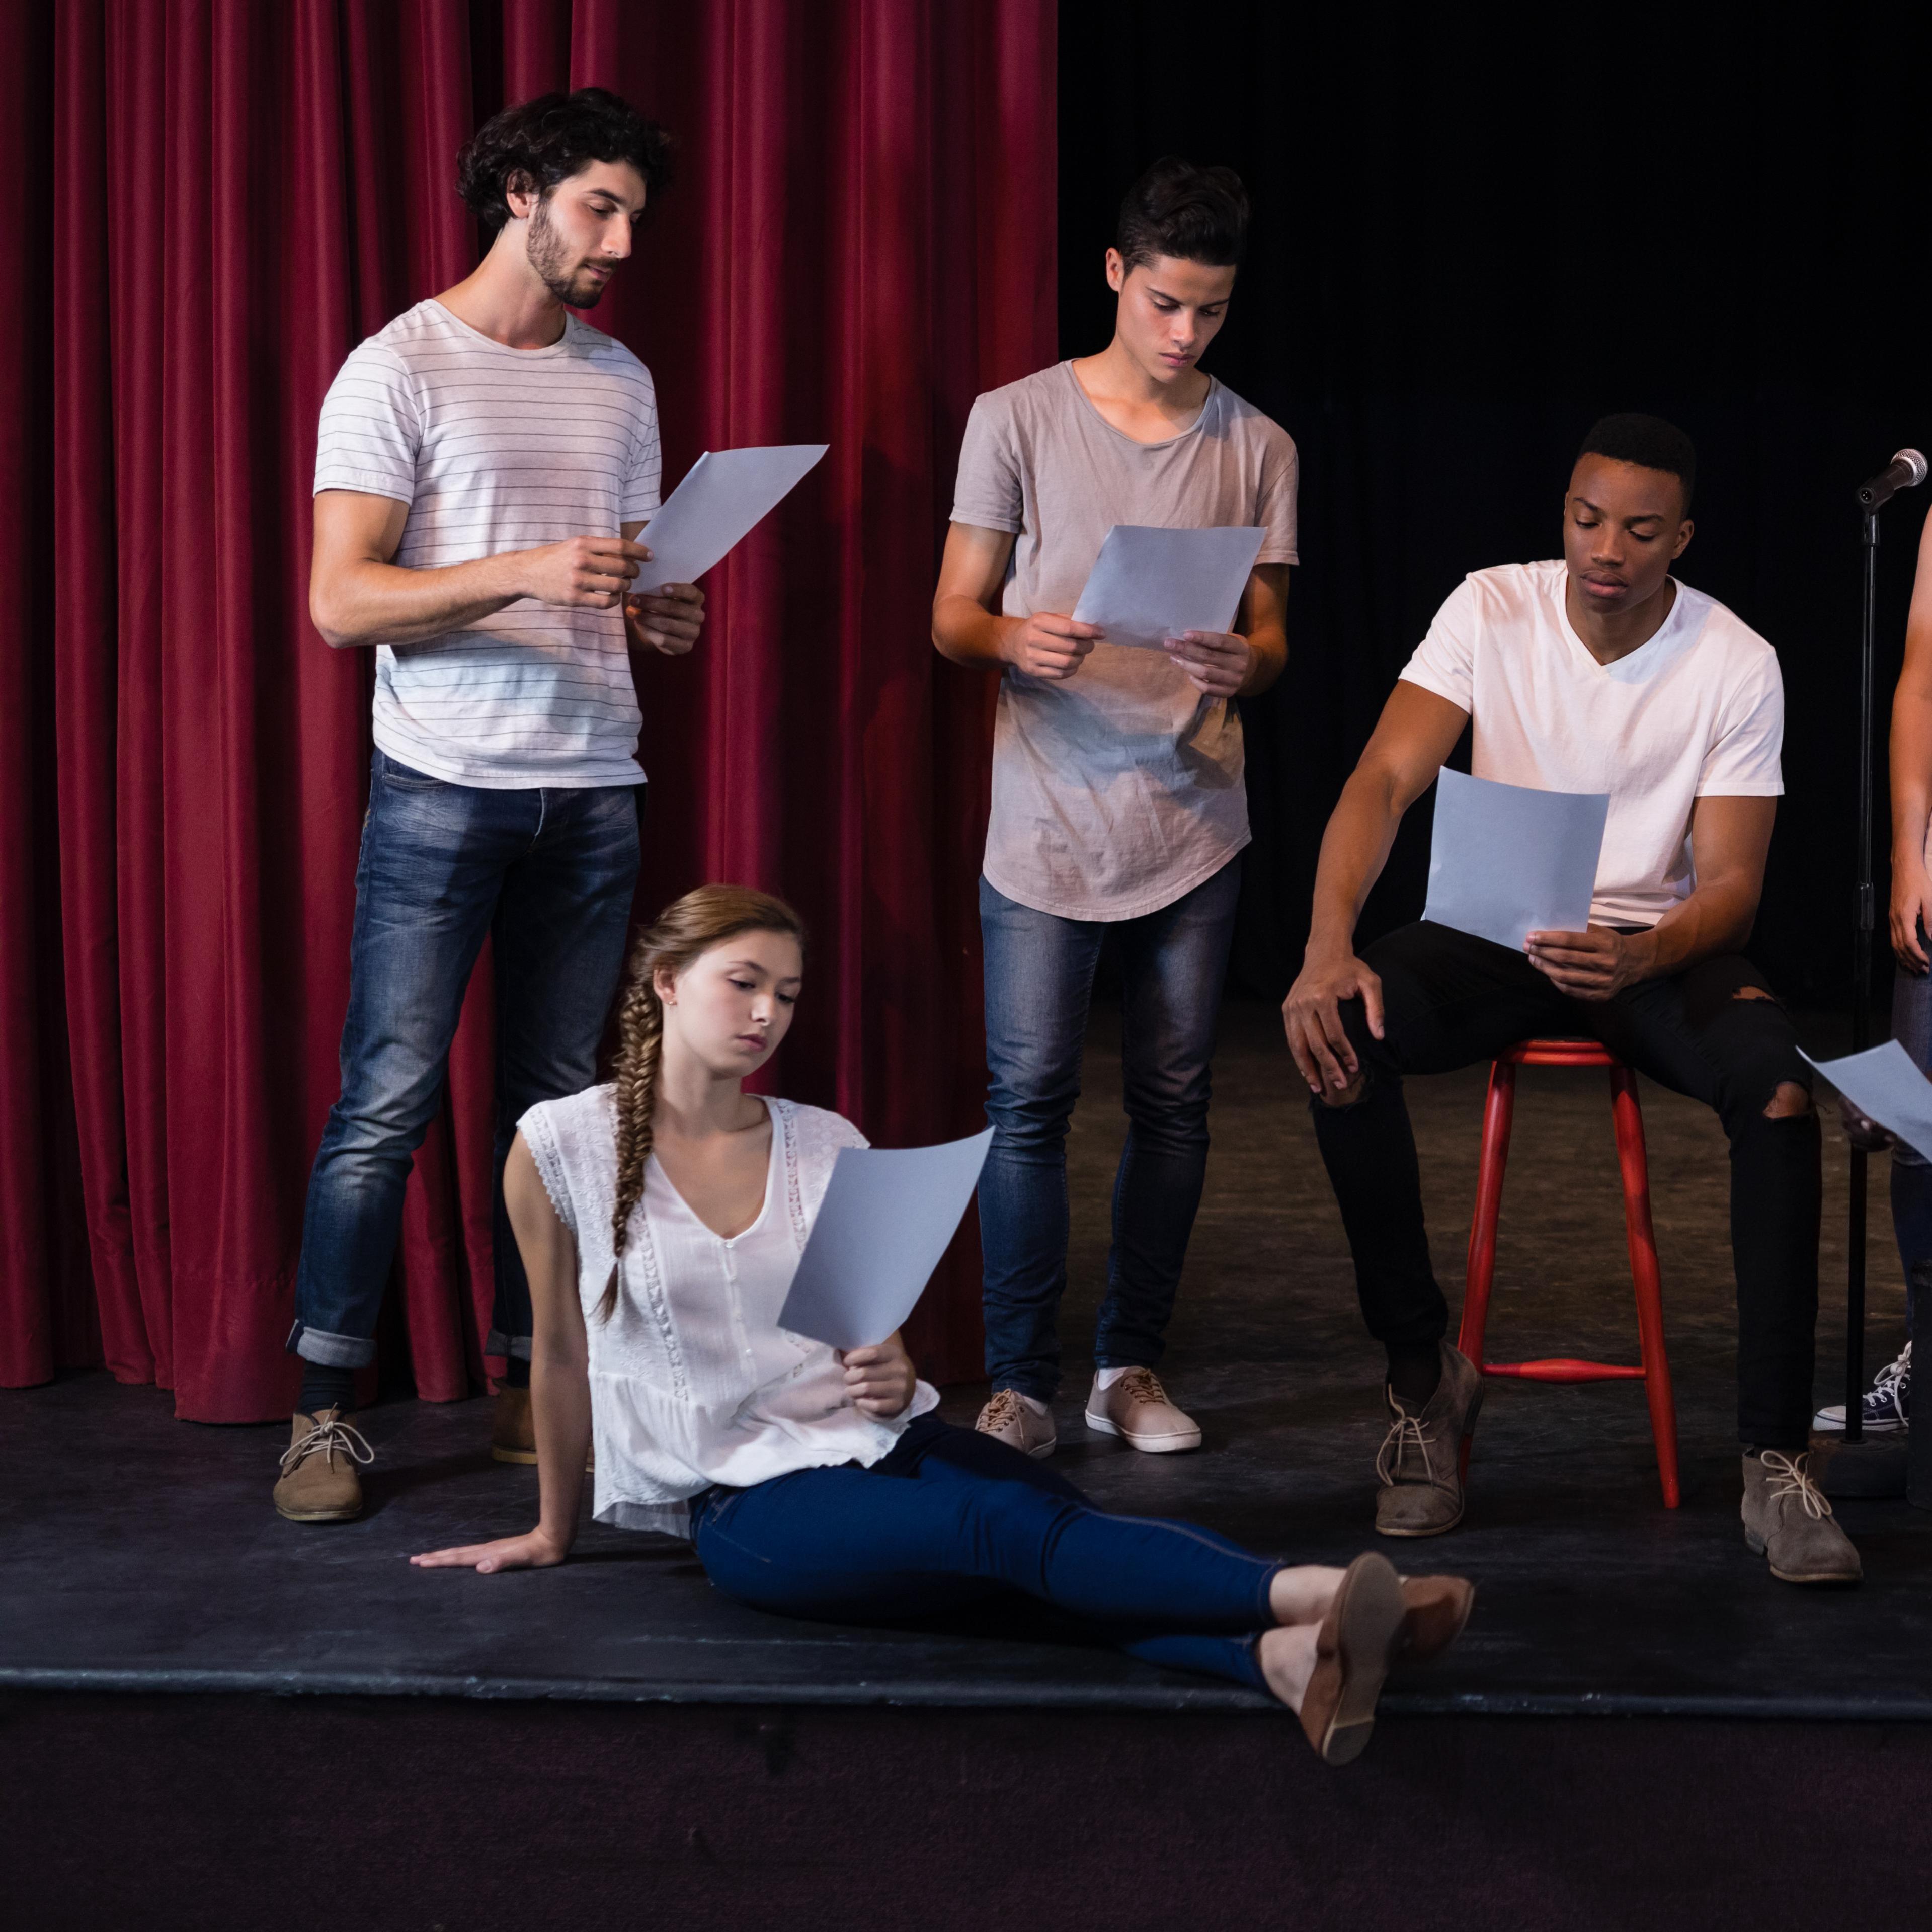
[
  {"xmin": 1458, "ymin": 1061, "xmax": 1515, "ymax": 1483},
  {"xmin": 1610, "ymin": 1064, "xmax": 1680, "ymax": 1508}
]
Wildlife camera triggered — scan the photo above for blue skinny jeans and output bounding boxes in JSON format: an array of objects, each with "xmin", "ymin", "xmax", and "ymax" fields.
[{"xmin": 691, "ymin": 1414, "xmax": 1280, "ymax": 1692}]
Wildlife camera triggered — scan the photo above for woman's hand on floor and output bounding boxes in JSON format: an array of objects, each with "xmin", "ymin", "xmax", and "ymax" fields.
[
  {"xmin": 410, "ymin": 1527, "xmax": 569, "ymax": 1574},
  {"xmin": 840, "ymin": 1333, "xmax": 916, "ymax": 1418}
]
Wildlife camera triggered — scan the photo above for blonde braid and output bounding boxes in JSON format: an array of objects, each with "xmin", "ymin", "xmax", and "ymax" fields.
[{"xmin": 591, "ymin": 883, "xmax": 808, "ymax": 1325}]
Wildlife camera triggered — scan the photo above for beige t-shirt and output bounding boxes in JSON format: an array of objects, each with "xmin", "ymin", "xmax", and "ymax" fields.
[{"xmin": 950, "ymin": 362, "xmax": 1299, "ymax": 920}]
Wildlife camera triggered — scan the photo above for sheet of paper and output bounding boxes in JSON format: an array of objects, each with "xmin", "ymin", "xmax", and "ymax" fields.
[
  {"xmin": 630, "ymin": 444, "xmax": 829, "ymax": 592},
  {"xmin": 1421, "ymin": 768, "xmax": 1611, "ymax": 952},
  {"xmin": 776, "ymin": 1129, "xmax": 995, "ymax": 1351},
  {"xmin": 1802, "ymin": 1041, "xmax": 1932, "ymax": 1163},
  {"xmin": 1070, "ymin": 523, "xmax": 1265, "ymax": 651}
]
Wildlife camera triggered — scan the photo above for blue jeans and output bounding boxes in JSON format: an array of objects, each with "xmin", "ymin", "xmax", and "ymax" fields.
[
  {"xmin": 1893, "ymin": 946, "xmax": 1932, "ymax": 1315},
  {"xmin": 691, "ymin": 1414, "xmax": 1278, "ymax": 1690},
  {"xmin": 978, "ymin": 859, "xmax": 1241, "ymax": 1399},
  {"xmin": 289, "ymin": 751, "xmax": 640, "ymax": 1368}
]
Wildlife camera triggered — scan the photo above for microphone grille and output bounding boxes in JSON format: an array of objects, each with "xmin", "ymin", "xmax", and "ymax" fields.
[{"xmin": 1900, "ymin": 449, "xmax": 1930, "ymax": 487}]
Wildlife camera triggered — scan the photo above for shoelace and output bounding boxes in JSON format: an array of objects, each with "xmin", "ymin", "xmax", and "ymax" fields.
[
  {"xmin": 1872, "ymin": 1341, "xmax": 1912, "ymax": 1406},
  {"xmin": 280, "ymin": 1412, "xmax": 375, "ymax": 1477},
  {"xmin": 1376, "ymin": 1409, "xmax": 1436, "ymax": 1488},
  {"xmin": 1759, "ymin": 1450, "xmax": 1833, "ymax": 1521},
  {"xmin": 981, "ymin": 1389, "xmax": 1028, "ymax": 1433},
  {"xmin": 1115, "ymin": 1369, "xmax": 1172, "ymax": 1408}
]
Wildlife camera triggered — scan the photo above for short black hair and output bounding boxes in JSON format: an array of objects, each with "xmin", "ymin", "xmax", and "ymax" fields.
[
  {"xmin": 457, "ymin": 88, "xmax": 673, "ymax": 238},
  {"xmin": 1115, "ymin": 157, "xmax": 1249, "ymax": 271},
  {"xmin": 1576, "ymin": 413, "xmax": 1697, "ymax": 513}
]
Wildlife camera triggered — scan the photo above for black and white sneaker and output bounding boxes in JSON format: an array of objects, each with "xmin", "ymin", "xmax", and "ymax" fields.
[{"xmin": 1813, "ymin": 1342, "xmax": 1910, "ymax": 1434}]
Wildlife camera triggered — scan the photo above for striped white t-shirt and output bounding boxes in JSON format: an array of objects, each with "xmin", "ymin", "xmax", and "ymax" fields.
[{"xmin": 313, "ymin": 298, "xmax": 662, "ymax": 788}]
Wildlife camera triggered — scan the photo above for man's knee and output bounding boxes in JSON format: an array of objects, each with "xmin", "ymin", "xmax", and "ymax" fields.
[
  {"xmin": 1708, "ymin": 985, "xmax": 1813, "ymax": 1124},
  {"xmin": 1763, "ymin": 1079, "xmax": 1812, "ymax": 1121}
]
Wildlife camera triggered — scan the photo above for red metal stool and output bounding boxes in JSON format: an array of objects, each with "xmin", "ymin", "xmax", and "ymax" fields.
[{"xmin": 1455, "ymin": 1037, "xmax": 1681, "ymax": 1508}]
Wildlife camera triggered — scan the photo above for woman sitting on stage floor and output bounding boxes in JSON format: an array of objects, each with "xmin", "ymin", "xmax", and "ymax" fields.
[{"xmin": 413, "ymin": 884, "xmax": 1473, "ymax": 1762}]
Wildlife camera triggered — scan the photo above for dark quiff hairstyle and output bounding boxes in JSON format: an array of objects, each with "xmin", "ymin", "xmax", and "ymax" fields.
[
  {"xmin": 1115, "ymin": 156, "xmax": 1250, "ymax": 270},
  {"xmin": 457, "ymin": 87, "xmax": 673, "ymax": 239},
  {"xmin": 595, "ymin": 886, "xmax": 808, "ymax": 1323},
  {"xmin": 1577, "ymin": 413, "xmax": 1698, "ymax": 514}
]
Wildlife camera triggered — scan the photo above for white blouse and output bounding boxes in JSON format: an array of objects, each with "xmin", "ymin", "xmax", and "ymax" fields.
[{"xmin": 518, "ymin": 1086, "xmax": 940, "ymax": 1536}]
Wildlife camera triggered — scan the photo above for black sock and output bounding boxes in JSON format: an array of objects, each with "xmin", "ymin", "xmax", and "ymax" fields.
[
  {"xmin": 1386, "ymin": 1341, "xmax": 1442, "ymax": 1408},
  {"xmin": 298, "ymin": 1361, "xmax": 357, "ymax": 1417},
  {"xmin": 502, "ymin": 1354, "xmax": 531, "ymax": 1389}
]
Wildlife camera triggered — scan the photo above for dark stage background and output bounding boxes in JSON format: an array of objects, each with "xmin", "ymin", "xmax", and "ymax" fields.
[{"xmin": 1059, "ymin": 1, "xmax": 1931, "ymax": 1006}]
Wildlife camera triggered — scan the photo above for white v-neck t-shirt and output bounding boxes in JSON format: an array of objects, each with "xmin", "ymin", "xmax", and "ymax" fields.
[{"xmin": 1399, "ymin": 560, "xmax": 1784, "ymax": 928}]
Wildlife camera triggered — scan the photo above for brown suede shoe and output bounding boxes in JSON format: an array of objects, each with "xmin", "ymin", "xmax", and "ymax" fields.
[
  {"xmin": 976, "ymin": 1388, "xmax": 1058, "ymax": 1459},
  {"xmin": 1375, "ymin": 1343, "xmax": 1482, "ymax": 1538},
  {"xmin": 272, "ymin": 1409, "xmax": 372, "ymax": 1523},
  {"xmin": 1083, "ymin": 1368, "xmax": 1202, "ymax": 1453},
  {"xmin": 1294, "ymin": 1552, "xmax": 1407, "ymax": 1764},
  {"xmin": 1742, "ymin": 1450, "xmax": 1863, "ymax": 1585},
  {"xmin": 1397, "ymin": 1573, "xmax": 1476, "ymax": 1662},
  {"xmin": 492, "ymin": 1385, "xmax": 538, "ymax": 1465}
]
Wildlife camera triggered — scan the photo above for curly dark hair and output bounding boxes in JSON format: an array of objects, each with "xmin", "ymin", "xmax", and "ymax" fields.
[{"xmin": 457, "ymin": 87, "xmax": 673, "ymax": 237}]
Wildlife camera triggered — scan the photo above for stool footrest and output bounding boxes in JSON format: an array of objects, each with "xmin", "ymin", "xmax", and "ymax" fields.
[{"xmin": 1483, "ymin": 1358, "xmax": 1647, "ymax": 1383}]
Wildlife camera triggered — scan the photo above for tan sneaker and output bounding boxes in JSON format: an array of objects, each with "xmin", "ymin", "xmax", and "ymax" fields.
[
  {"xmin": 492, "ymin": 1385, "xmax": 538, "ymax": 1464},
  {"xmin": 272, "ymin": 1409, "xmax": 372, "ymax": 1523},
  {"xmin": 1084, "ymin": 1367, "xmax": 1202, "ymax": 1453},
  {"xmin": 976, "ymin": 1388, "xmax": 1058, "ymax": 1458},
  {"xmin": 1374, "ymin": 1343, "xmax": 1482, "ymax": 1538},
  {"xmin": 1742, "ymin": 1451, "xmax": 1863, "ymax": 1584}
]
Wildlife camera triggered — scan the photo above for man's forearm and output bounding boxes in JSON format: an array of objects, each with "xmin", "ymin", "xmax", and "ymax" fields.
[
  {"xmin": 313, "ymin": 551, "xmax": 525, "ymax": 649},
  {"xmin": 1307, "ymin": 769, "xmax": 1402, "ymax": 954},
  {"xmin": 1628, "ymin": 881, "xmax": 1760, "ymax": 981},
  {"xmin": 932, "ymin": 592, "xmax": 1015, "ymax": 669},
  {"xmin": 1237, "ymin": 621, "xmax": 1287, "ymax": 698}
]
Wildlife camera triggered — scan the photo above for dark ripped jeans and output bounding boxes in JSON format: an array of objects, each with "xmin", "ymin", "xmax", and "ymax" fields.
[{"xmin": 1310, "ymin": 921, "xmax": 1820, "ymax": 1449}]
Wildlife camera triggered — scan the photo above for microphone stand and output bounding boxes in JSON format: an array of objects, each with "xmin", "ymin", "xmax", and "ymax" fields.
[{"xmin": 1845, "ymin": 505, "xmax": 1878, "ymax": 1451}]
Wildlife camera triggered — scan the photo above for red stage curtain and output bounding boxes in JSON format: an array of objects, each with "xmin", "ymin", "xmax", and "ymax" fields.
[{"xmin": 0, "ymin": 0, "xmax": 1056, "ymax": 1420}]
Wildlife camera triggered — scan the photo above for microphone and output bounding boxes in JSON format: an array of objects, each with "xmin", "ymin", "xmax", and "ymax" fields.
[{"xmin": 1857, "ymin": 448, "xmax": 1928, "ymax": 510}]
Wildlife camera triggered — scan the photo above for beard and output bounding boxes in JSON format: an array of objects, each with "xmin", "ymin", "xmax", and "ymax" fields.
[{"xmin": 527, "ymin": 197, "xmax": 609, "ymax": 310}]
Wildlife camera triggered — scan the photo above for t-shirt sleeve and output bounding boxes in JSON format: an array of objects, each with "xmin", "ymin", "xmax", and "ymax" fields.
[
  {"xmin": 1397, "ymin": 577, "xmax": 1481, "ymax": 712},
  {"xmin": 623, "ymin": 368, "xmax": 663, "ymax": 524},
  {"xmin": 948, "ymin": 393, "xmax": 1024, "ymax": 533},
  {"xmin": 313, "ymin": 341, "xmax": 420, "ymax": 503},
  {"xmin": 1255, "ymin": 433, "xmax": 1300, "ymax": 567},
  {"xmin": 1696, "ymin": 649, "xmax": 1785, "ymax": 796},
  {"xmin": 515, "ymin": 1103, "xmax": 578, "ymax": 1237}
]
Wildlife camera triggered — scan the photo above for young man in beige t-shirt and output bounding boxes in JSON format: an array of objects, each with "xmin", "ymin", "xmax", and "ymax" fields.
[{"xmin": 933, "ymin": 158, "xmax": 1297, "ymax": 1458}]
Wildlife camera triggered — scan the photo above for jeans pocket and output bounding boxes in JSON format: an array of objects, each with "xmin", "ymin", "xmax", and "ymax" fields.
[{"xmin": 376, "ymin": 751, "xmax": 445, "ymax": 790}]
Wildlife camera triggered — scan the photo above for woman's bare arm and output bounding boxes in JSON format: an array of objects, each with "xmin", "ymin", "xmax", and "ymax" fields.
[{"xmin": 412, "ymin": 1134, "xmax": 590, "ymax": 1573}]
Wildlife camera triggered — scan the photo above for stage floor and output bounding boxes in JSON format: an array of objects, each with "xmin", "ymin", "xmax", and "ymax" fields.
[{"xmin": 6, "ymin": 1004, "xmax": 1929, "ymax": 1720}]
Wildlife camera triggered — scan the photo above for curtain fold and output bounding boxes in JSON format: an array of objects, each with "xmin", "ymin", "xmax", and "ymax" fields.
[{"xmin": 3, "ymin": 0, "xmax": 1054, "ymax": 1419}]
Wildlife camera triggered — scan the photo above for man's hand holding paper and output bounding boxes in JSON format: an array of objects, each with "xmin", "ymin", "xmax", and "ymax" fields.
[{"xmin": 1523, "ymin": 924, "xmax": 1648, "ymax": 1002}]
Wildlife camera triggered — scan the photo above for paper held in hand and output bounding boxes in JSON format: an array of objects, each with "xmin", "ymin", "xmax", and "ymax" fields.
[
  {"xmin": 1422, "ymin": 768, "xmax": 1611, "ymax": 952},
  {"xmin": 776, "ymin": 1129, "xmax": 995, "ymax": 1352},
  {"xmin": 1070, "ymin": 523, "xmax": 1265, "ymax": 651},
  {"xmin": 630, "ymin": 444, "xmax": 829, "ymax": 593},
  {"xmin": 1801, "ymin": 1041, "xmax": 1932, "ymax": 1164}
]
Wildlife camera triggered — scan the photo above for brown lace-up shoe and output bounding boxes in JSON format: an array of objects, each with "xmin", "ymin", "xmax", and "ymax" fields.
[
  {"xmin": 1742, "ymin": 1450, "xmax": 1863, "ymax": 1585},
  {"xmin": 492, "ymin": 1385, "xmax": 538, "ymax": 1464},
  {"xmin": 1374, "ymin": 1342, "xmax": 1482, "ymax": 1538},
  {"xmin": 1084, "ymin": 1367, "xmax": 1202, "ymax": 1453},
  {"xmin": 976, "ymin": 1388, "xmax": 1058, "ymax": 1459},
  {"xmin": 272, "ymin": 1409, "xmax": 373, "ymax": 1523}
]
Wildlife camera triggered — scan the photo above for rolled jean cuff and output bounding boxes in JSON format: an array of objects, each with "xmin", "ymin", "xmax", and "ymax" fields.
[
  {"xmin": 486, "ymin": 1329, "xmax": 533, "ymax": 1360},
  {"xmin": 286, "ymin": 1320, "xmax": 376, "ymax": 1369}
]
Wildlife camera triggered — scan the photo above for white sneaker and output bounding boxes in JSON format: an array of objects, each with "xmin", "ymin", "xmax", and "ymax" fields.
[
  {"xmin": 1813, "ymin": 1341, "xmax": 1910, "ymax": 1434},
  {"xmin": 1083, "ymin": 1367, "xmax": 1202, "ymax": 1453},
  {"xmin": 976, "ymin": 1388, "xmax": 1058, "ymax": 1458}
]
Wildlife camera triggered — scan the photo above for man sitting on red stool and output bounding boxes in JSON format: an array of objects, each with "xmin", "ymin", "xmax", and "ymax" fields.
[{"xmin": 1281, "ymin": 414, "xmax": 1859, "ymax": 1587}]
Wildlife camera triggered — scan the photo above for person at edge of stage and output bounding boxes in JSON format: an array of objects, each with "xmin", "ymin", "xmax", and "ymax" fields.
[
  {"xmin": 1282, "ymin": 414, "xmax": 1864, "ymax": 1587},
  {"xmin": 408, "ymin": 883, "xmax": 1477, "ymax": 1765},
  {"xmin": 273, "ymin": 89, "xmax": 707, "ymax": 1524},
  {"xmin": 1817, "ymin": 494, "xmax": 1932, "ymax": 1438},
  {"xmin": 931, "ymin": 158, "xmax": 1296, "ymax": 1459}
]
